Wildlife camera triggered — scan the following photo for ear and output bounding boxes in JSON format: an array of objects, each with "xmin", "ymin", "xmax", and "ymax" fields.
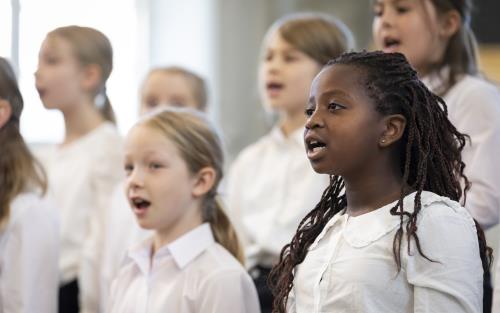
[
  {"xmin": 80, "ymin": 64, "xmax": 102, "ymax": 92},
  {"xmin": 191, "ymin": 167, "xmax": 217, "ymax": 198},
  {"xmin": 438, "ymin": 9, "xmax": 461, "ymax": 39},
  {"xmin": 0, "ymin": 99, "xmax": 12, "ymax": 129},
  {"xmin": 379, "ymin": 114, "xmax": 406, "ymax": 148}
]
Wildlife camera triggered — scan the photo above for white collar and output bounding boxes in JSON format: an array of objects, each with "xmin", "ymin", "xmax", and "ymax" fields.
[
  {"xmin": 127, "ymin": 223, "xmax": 215, "ymax": 274},
  {"xmin": 269, "ymin": 125, "xmax": 304, "ymax": 148},
  {"xmin": 309, "ymin": 191, "xmax": 463, "ymax": 249}
]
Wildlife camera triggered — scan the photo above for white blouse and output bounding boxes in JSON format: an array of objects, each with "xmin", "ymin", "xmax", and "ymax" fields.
[
  {"xmin": 107, "ymin": 223, "xmax": 261, "ymax": 313},
  {"xmin": 226, "ymin": 126, "xmax": 329, "ymax": 268},
  {"xmin": 36, "ymin": 122, "xmax": 123, "ymax": 312},
  {"xmin": 289, "ymin": 191, "xmax": 483, "ymax": 313},
  {"xmin": 0, "ymin": 192, "xmax": 59, "ymax": 313},
  {"xmin": 422, "ymin": 73, "xmax": 500, "ymax": 229}
]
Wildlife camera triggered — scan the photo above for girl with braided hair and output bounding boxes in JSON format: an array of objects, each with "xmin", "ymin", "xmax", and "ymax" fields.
[
  {"xmin": 107, "ymin": 108, "xmax": 260, "ymax": 313},
  {"xmin": 269, "ymin": 51, "xmax": 490, "ymax": 313}
]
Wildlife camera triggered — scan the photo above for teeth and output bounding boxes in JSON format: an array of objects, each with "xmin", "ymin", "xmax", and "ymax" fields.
[{"xmin": 312, "ymin": 146, "xmax": 325, "ymax": 153}]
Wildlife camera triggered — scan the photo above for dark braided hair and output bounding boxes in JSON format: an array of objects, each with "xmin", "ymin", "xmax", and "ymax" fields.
[{"xmin": 268, "ymin": 51, "xmax": 492, "ymax": 313}]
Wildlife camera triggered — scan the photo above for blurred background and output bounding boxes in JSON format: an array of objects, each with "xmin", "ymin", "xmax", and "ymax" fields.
[{"xmin": 2, "ymin": 0, "xmax": 500, "ymax": 275}]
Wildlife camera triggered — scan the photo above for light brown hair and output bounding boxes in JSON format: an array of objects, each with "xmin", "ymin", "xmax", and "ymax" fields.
[
  {"xmin": 143, "ymin": 67, "xmax": 208, "ymax": 111},
  {"xmin": 426, "ymin": 0, "xmax": 478, "ymax": 95},
  {"xmin": 140, "ymin": 108, "xmax": 244, "ymax": 264},
  {"xmin": 0, "ymin": 57, "xmax": 47, "ymax": 226},
  {"xmin": 47, "ymin": 25, "xmax": 116, "ymax": 123},
  {"xmin": 263, "ymin": 12, "xmax": 355, "ymax": 65}
]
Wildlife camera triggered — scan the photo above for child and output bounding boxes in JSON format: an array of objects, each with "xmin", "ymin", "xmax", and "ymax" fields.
[
  {"xmin": 372, "ymin": 0, "xmax": 500, "ymax": 230},
  {"xmin": 107, "ymin": 108, "xmax": 260, "ymax": 313},
  {"xmin": 35, "ymin": 26, "xmax": 123, "ymax": 313},
  {"xmin": 226, "ymin": 12, "xmax": 354, "ymax": 312},
  {"xmin": 269, "ymin": 51, "xmax": 490, "ymax": 313},
  {"xmin": 139, "ymin": 66, "xmax": 207, "ymax": 115},
  {"xmin": 100, "ymin": 66, "xmax": 208, "ymax": 310},
  {"xmin": 0, "ymin": 57, "xmax": 59, "ymax": 312}
]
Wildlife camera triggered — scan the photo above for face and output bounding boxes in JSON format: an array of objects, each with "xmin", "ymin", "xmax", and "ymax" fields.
[
  {"xmin": 124, "ymin": 125, "xmax": 201, "ymax": 233},
  {"xmin": 35, "ymin": 36, "xmax": 87, "ymax": 110},
  {"xmin": 259, "ymin": 30, "xmax": 322, "ymax": 116},
  {"xmin": 372, "ymin": 0, "xmax": 449, "ymax": 75},
  {"xmin": 139, "ymin": 71, "xmax": 200, "ymax": 116},
  {"xmin": 304, "ymin": 64, "xmax": 385, "ymax": 177}
]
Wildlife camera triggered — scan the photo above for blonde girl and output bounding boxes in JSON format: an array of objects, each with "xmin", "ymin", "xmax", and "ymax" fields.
[
  {"xmin": 226, "ymin": 12, "xmax": 354, "ymax": 312},
  {"xmin": 0, "ymin": 57, "xmax": 59, "ymax": 312},
  {"xmin": 35, "ymin": 25, "xmax": 123, "ymax": 313},
  {"xmin": 108, "ymin": 108, "xmax": 260, "ymax": 313},
  {"xmin": 100, "ymin": 66, "xmax": 208, "ymax": 310}
]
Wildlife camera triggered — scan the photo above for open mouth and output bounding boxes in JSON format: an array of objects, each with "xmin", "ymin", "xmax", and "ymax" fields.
[
  {"xmin": 305, "ymin": 137, "xmax": 327, "ymax": 160},
  {"xmin": 130, "ymin": 197, "xmax": 151, "ymax": 216},
  {"xmin": 266, "ymin": 82, "xmax": 284, "ymax": 95},
  {"xmin": 383, "ymin": 37, "xmax": 401, "ymax": 52}
]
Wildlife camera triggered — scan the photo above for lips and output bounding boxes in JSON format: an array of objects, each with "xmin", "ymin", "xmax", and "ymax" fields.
[
  {"xmin": 382, "ymin": 36, "xmax": 401, "ymax": 53},
  {"xmin": 266, "ymin": 82, "xmax": 284, "ymax": 97},
  {"xmin": 304, "ymin": 132, "xmax": 327, "ymax": 161},
  {"xmin": 129, "ymin": 196, "xmax": 151, "ymax": 218}
]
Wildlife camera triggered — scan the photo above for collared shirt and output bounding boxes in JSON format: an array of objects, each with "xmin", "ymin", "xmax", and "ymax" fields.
[
  {"xmin": 35, "ymin": 122, "xmax": 123, "ymax": 313},
  {"xmin": 0, "ymin": 192, "xmax": 59, "ymax": 313},
  {"xmin": 422, "ymin": 72, "xmax": 500, "ymax": 229},
  {"xmin": 288, "ymin": 191, "xmax": 483, "ymax": 313},
  {"xmin": 226, "ymin": 126, "xmax": 329, "ymax": 268},
  {"xmin": 107, "ymin": 223, "xmax": 261, "ymax": 313}
]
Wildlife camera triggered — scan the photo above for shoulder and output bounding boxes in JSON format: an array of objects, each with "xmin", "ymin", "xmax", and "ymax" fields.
[
  {"xmin": 417, "ymin": 191, "xmax": 475, "ymax": 224},
  {"xmin": 447, "ymin": 75, "xmax": 500, "ymax": 108},
  {"xmin": 228, "ymin": 132, "xmax": 274, "ymax": 175},
  {"xmin": 10, "ymin": 192, "xmax": 58, "ymax": 225},
  {"xmin": 192, "ymin": 244, "xmax": 251, "ymax": 284}
]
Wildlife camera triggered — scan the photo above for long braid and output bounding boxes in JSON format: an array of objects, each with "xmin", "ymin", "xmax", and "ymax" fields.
[{"xmin": 268, "ymin": 51, "xmax": 492, "ymax": 313}]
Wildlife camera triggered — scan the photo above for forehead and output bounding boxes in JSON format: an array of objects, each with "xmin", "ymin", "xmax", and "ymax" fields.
[
  {"xmin": 312, "ymin": 63, "xmax": 365, "ymax": 95},
  {"xmin": 125, "ymin": 124, "xmax": 173, "ymax": 151},
  {"xmin": 40, "ymin": 36, "xmax": 73, "ymax": 55},
  {"xmin": 143, "ymin": 72, "xmax": 192, "ymax": 94},
  {"xmin": 264, "ymin": 30, "xmax": 297, "ymax": 52}
]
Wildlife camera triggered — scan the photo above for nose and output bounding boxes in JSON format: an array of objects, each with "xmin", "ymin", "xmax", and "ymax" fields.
[
  {"xmin": 305, "ymin": 109, "xmax": 323, "ymax": 130},
  {"xmin": 378, "ymin": 8, "xmax": 394, "ymax": 29},
  {"xmin": 126, "ymin": 167, "xmax": 144, "ymax": 190}
]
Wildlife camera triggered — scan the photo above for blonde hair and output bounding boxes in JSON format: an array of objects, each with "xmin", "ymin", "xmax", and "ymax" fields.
[
  {"xmin": 139, "ymin": 108, "xmax": 244, "ymax": 264},
  {"xmin": 263, "ymin": 12, "xmax": 355, "ymax": 65},
  {"xmin": 47, "ymin": 25, "xmax": 116, "ymax": 123},
  {"xmin": 0, "ymin": 57, "xmax": 47, "ymax": 226},
  {"xmin": 143, "ymin": 67, "xmax": 208, "ymax": 111}
]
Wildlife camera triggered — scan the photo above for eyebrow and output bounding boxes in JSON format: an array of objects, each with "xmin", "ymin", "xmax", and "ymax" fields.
[{"xmin": 310, "ymin": 89, "xmax": 353, "ymax": 105}]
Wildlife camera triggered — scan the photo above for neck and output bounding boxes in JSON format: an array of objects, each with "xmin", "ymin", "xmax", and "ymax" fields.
[
  {"xmin": 279, "ymin": 109, "xmax": 306, "ymax": 137},
  {"xmin": 152, "ymin": 203, "xmax": 203, "ymax": 256},
  {"xmin": 62, "ymin": 100, "xmax": 105, "ymax": 146},
  {"xmin": 344, "ymin": 159, "xmax": 404, "ymax": 217}
]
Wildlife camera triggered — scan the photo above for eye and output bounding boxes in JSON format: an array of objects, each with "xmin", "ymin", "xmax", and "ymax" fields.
[
  {"xmin": 305, "ymin": 108, "xmax": 315, "ymax": 117},
  {"xmin": 124, "ymin": 164, "xmax": 133, "ymax": 175},
  {"xmin": 328, "ymin": 102, "xmax": 345, "ymax": 112},
  {"xmin": 149, "ymin": 162, "xmax": 163, "ymax": 170},
  {"xmin": 395, "ymin": 5, "xmax": 410, "ymax": 14},
  {"xmin": 284, "ymin": 54, "xmax": 298, "ymax": 63}
]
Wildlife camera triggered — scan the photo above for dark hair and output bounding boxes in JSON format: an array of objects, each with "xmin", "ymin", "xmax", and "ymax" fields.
[
  {"xmin": 268, "ymin": 51, "xmax": 492, "ymax": 312},
  {"xmin": 427, "ymin": 0, "xmax": 478, "ymax": 95},
  {"xmin": 0, "ymin": 57, "xmax": 47, "ymax": 225},
  {"xmin": 48, "ymin": 25, "xmax": 116, "ymax": 123}
]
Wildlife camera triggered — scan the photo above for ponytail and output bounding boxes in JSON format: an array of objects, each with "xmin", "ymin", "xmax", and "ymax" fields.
[
  {"xmin": 203, "ymin": 194, "xmax": 245, "ymax": 265},
  {"xmin": 95, "ymin": 88, "xmax": 116, "ymax": 124}
]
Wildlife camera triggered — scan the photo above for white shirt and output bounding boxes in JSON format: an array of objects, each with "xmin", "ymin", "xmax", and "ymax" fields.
[
  {"xmin": 107, "ymin": 223, "xmax": 261, "ymax": 313},
  {"xmin": 422, "ymin": 73, "xmax": 500, "ymax": 229},
  {"xmin": 227, "ymin": 126, "xmax": 329, "ymax": 267},
  {"xmin": 288, "ymin": 191, "xmax": 483, "ymax": 313},
  {"xmin": 36, "ymin": 122, "xmax": 123, "ymax": 312},
  {"xmin": 100, "ymin": 183, "xmax": 151, "ymax": 312},
  {"xmin": 0, "ymin": 192, "xmax": 59, "ymax": 313}
]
